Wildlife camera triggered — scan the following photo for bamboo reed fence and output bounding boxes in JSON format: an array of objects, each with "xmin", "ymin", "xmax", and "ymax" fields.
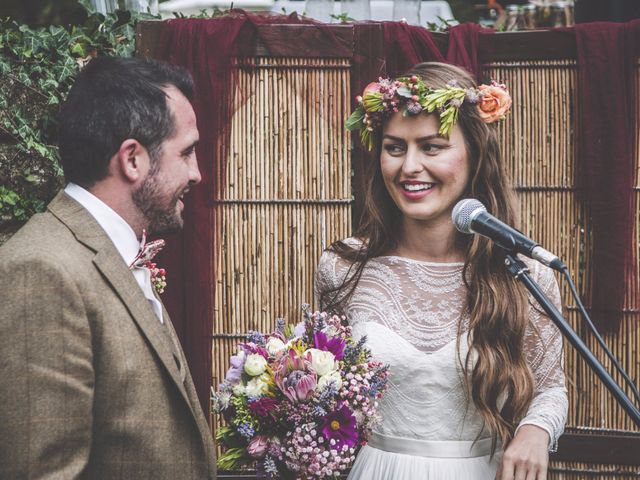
[
  {"xmin": 212, "ymin": 56, "xmax": 352, "ymax": 396},
  {"xmin": 210, "ymin": 55, "xmax": 639, "ymax": 477}
]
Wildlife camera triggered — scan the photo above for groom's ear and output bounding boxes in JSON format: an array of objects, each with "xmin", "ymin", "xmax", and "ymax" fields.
[{"xmin": 114, "ymin": 138, "xmax": 151, "ymax": 184}]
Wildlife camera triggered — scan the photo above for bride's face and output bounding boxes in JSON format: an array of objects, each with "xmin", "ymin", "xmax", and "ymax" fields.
[{"xmin": 380, "ymin": 112, "xmax": 470, "ymax": 227}]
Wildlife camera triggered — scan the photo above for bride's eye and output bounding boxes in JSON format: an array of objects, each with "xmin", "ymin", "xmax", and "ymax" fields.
[
  {"xmin": 383, "ymin": 143, "xmax": 405, "ymax": 155},
  {"xmin": 421, "ymin": 143, "xmax": 446, "ymax": 154}
]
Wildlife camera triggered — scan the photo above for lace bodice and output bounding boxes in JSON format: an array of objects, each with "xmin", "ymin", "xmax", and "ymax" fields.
[{"xmin": 315, "ymin": 240, "xmax": 568, "ymax": 451}]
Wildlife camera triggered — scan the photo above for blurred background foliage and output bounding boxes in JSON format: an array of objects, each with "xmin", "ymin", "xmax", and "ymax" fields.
[{"xmin": 0, "ymin": 1, "xmax": 151, "ymax": 235}]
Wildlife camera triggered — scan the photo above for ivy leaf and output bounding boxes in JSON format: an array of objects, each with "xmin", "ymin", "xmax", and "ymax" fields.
[
  {"xmin": 71, "ymin": 42, "xmax": 87, "ymax": 57},
  {"xmin": 345, "ymin": 107, "xmax": 365, "ymax": 132}
]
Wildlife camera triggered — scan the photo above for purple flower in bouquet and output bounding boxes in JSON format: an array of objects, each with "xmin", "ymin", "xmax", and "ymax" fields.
[
  {"xmin": 248, "ymin": 396, "xmax": 279, "ymax": 418},
  {"xmin": 314, "ymin": 331, "xmax": 347, "ymax": 360},
  {"xmin": 247, "ymin": 435, "xmax": 269, "ymax": 458},
  {"xmin": 321, "ymin": 403, "xmax": 358, "ymax": 450},
  {"xmin": 241, "ymin": 342, "xmax": 269, "ymax": 359},
  {"xmin": 225, "ymin": 350, "xmax": 246, "ymax": 384},
  {"xmin": 293, "ymin": 321, "xmax": 307, "ymax": 338}
]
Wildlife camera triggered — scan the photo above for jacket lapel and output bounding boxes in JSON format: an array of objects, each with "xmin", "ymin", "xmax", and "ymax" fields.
[{"xmin": 47, "ymin": 192, "xmax": 202, "ymax": 431}]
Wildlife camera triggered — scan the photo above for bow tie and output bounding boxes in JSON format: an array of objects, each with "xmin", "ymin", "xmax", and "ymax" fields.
[{"xmin": 129, "ymin": 229, "xmax": 165, "ymax": 269}]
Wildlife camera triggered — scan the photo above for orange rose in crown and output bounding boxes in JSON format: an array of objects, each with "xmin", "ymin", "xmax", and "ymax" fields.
[{"xmin": 477, "ymin": 81, "xmax": 512, "ymax": 123}]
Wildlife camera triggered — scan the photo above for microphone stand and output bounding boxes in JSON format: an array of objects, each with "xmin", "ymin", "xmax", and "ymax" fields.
[{"xmin": 502, "ymin": 251, "xmax": 640, "ymax": 428}]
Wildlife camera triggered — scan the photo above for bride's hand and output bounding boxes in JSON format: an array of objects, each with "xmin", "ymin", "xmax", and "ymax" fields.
[{"xmin": 496, "ymin": 424, "xmax": 550, "ymax": 480}]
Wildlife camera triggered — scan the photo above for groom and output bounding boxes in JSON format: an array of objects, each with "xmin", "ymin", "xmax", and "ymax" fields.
[{"xmin": 0, "ymin": 57, "xmax": 216, "ymax": 479}]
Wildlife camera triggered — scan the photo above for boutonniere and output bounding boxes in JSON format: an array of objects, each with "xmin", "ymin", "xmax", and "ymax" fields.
[
  {"xmin": 146, "ymin": 261, "xmax": 167, "ymax": 294},
  {"xmin": 129, "ymin": 229, "xmax": 167, "ymax": 294}
]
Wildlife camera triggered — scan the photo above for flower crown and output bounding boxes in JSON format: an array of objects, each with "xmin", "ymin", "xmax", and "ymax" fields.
[{"xmin": 345, "ymin": 75, "xmax": 512, "ymax": 151}]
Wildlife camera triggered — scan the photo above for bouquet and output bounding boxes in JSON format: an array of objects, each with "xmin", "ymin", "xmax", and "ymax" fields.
[{"xmin": 212, "ymin": 306, "xmax": 389, "ymax": 479}]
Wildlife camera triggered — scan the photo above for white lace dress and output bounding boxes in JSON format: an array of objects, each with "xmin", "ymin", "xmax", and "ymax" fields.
[{"xmin": 315, "ymin": 243, "xmax": 568, "ymax": 480}]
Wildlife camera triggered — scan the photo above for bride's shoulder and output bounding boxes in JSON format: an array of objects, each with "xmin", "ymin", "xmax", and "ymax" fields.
[{"xmin": 316, "ymin": 237, "xmax": 365, "ymax": 284}]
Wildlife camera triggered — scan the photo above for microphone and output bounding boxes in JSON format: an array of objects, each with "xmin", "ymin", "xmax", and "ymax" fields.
[{"xmin": 452, "ymin": 199, "xmax": 566, "ymax": 271}]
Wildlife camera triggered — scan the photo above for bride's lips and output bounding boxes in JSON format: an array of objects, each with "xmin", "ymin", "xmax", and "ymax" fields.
[{"xmin": 398, "ymin": 180, "xmax": 435, "ymax": 200}]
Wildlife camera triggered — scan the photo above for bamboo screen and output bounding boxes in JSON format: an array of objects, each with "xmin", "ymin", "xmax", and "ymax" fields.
[
  {"xmin": 487, "ymin": 59, "xmax": 640, "ymax": 478},
  {"xmin": 212, "ymin": 57, "xmax": 352, "ymax": 396}
]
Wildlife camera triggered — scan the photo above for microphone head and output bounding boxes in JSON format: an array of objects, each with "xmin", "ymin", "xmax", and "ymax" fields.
[{"xmin": 452, "ymin": 199, "xmax": 487, "ymax": 234}]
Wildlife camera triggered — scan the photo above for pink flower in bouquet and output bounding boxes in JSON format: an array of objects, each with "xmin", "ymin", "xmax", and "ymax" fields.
[
  {"xmin": 277, "ymin": 369, "xmax": 317, "ymax": 403},
  {"xmin": 321, "ymin": 403, "xmax": 358, "ymax": 450},
  {"xmin": 247, "ymin": 435, "xmax": 269, "ymax": 458},
  {"xmin": 314, "ymin": 331, "xmax": 347, "ymax": 360},
  {"xmin": 279, "ymin": 348, "xmax": 307, "ymax": 372},
  {"xmin": 275, "ymin": 351, "xmax": 317, "ymax": 402}
]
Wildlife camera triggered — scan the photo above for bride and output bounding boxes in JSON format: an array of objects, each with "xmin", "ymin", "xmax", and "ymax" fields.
[{"xmin": 315, "ymin": 62, "xmax": 567, "ymax": 479}]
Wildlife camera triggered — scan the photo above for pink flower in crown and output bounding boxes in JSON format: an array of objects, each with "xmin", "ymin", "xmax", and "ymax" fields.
[{"xmin": 477, "ymin": 83, "xmax": 512, "ymax": 123}]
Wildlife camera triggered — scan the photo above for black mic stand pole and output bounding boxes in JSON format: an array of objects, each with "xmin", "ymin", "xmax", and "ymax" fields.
[{"xmin": 502, "ymin": 251, "xmax": 640, "ymax": 428}]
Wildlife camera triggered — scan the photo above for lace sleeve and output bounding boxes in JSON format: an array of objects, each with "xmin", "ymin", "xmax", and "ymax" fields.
[
  {"xmin": 314, "ymin": 249, "xmax": 339, "ymax": 309},
  {"xmin": 515, "ymin": 260, "xmax": 568, "ymax": 452},
  {"xmin": 314, "ymin": 239, "xmax": 362, "ymax": 312}
]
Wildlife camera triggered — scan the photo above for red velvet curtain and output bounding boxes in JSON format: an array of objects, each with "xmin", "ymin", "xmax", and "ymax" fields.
[{"xmin": 575, "ymin": 20, "xmax": 640, "ymax": 330}]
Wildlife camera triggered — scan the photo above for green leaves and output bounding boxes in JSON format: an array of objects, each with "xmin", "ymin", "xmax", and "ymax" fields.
[
  {"xmin": 0, "ymin": 186, "xmax": 44, "ymax": 221},
  {"xmin": 217, "ymin": 447, "xmax": 249, "ymax": 471},
  {"xmin": 344, "ymin": 107, "xmax": 365, "ymax": 132},
  {"xmin": 0, "ymin": 5, "xmax": 148, "ymax": 225}
]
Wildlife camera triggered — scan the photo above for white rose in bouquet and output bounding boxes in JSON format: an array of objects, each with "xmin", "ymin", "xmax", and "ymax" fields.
[
  {"xmin": 266, "ymin": 337, "xmax": 287, "ymax": 356},
  {"xmin": 245, "ymin": 375, "xmax": 270, "ymax": 397},
  {"xmin": 316, "ymin": 370, "xmax": 343, "ymax": 391},
  {"xmin": 306, "ymin": 348, "xmax": 337, "ymax": 377},
  {"xmin": 244, "ymin": 353, "xmax": 268, "ymax": 376}
]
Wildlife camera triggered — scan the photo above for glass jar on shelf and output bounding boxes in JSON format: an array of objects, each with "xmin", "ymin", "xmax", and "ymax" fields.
[
  {"xmin": 522, "ymin": 3, "xmax": 538, "ymax": 29},
  {"xmin": 504, "ymin": 5, "xmax": 525, "ymax": 31}
]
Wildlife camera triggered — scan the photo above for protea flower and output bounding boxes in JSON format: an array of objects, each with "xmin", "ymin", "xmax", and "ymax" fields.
[
  {"xmin": 275, "ymin": 369, "xmax": 317, "ymax": 403},
  {"xmin": 273, "ymin": 350, "xmax": 317, "ymax": 403}
]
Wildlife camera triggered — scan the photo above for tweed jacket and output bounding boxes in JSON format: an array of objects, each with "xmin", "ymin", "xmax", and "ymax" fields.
[{"xmin": 0, "ymin": 191, "xmax": 216, "ymax": 479}]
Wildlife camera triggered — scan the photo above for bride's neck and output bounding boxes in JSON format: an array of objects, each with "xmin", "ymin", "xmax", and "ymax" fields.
[{"xmin": 390, "ymin": 216, "xmax": 465, "ymax": 263}]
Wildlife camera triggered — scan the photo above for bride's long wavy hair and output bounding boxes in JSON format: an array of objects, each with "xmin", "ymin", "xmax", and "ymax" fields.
[{"xmin": 319, "ymin": 62, "xmax": 533, "ymax": 450}]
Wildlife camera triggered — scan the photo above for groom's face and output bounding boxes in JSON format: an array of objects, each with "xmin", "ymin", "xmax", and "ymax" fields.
[{"xmin": 133, "ymin": 87, "xmax": 201, "ymax": 235}]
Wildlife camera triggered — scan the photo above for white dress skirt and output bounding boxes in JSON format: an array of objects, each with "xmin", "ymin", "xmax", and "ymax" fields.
[{"xmin": 315, "ymin": 247, "xmax": 569, "ymax": 480}]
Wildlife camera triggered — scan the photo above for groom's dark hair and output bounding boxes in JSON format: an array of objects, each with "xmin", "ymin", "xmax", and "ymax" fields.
[{"xmin": 58, "ymin": 56, "xmax": 194, "ymax": 187}]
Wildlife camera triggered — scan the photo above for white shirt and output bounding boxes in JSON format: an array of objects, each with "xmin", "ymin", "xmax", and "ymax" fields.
[{"xmin": 64, "ymin": 183, "xmax": 164, "ymax": 323}]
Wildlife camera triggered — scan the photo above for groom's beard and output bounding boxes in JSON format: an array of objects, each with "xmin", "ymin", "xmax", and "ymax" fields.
[{"xmin": 133, "ymin": 167, "xmax": 185, "ymax": 236}]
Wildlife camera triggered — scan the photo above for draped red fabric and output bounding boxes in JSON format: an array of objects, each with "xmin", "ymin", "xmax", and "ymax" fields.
[
  {"xmin": 575, "ymin": 21, "xmax": 639, "ymax": 331},
  {"xmin": 154, "ymin": 12, "xmax": 351, "ymax": 414},
  {"xmin": 446, "ymin": 23, "xmax": 492, "ymax": 82},
  {"xmin": 383, "ymin": 22, "xmax": 444, "ymax": 76}
]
